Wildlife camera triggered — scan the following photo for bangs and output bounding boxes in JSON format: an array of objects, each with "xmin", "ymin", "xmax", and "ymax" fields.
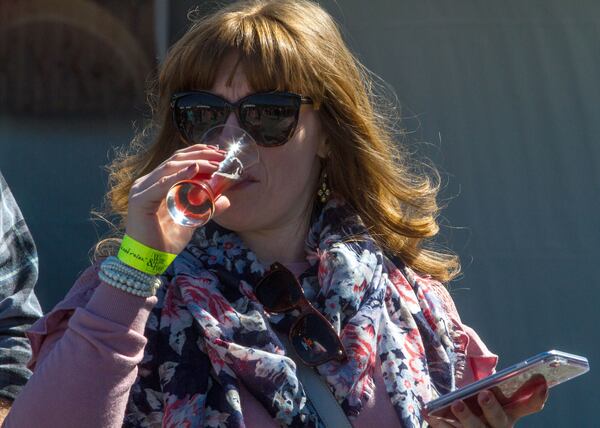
[{"xmin": 164, "ymin": 11, "xmax": 323, "ymax": 103}]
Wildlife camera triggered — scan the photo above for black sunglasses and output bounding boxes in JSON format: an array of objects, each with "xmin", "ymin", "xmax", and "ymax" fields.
[
  {"xmin": 171, "ymin": 91, "xmax": 314, "ymax": 147},
  {"xmin": 255, "ymin": 263, "xmax": 347, "ymax": 366}
]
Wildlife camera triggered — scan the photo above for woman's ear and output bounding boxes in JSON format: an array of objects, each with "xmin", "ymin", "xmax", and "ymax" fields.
[{"xmin": 317, "ymin": 136, "xmax": 330, "ymax": 159}]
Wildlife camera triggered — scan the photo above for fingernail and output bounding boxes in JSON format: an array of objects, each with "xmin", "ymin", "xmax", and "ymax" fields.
[
  {"xmin": 480, "ymin": 391, "xmax": 492, "ymax": 405},
  {"xmin": 209, "ymin": 161, "xmax": 221, "ymax": 167},
  {"xmin": 452, "ymin": 401, "xmax": 465, "ymax": 413}
]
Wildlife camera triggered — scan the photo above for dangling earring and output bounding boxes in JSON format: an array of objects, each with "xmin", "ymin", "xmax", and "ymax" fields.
[{"xmin": 317, "ymin": 168, "xmax": 331, "ymax": 203}]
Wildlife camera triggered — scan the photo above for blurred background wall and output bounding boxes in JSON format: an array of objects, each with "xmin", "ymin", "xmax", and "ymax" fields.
[{"xmin": 0, "ymin": 0, "xmax": 597, "ymax": 425}]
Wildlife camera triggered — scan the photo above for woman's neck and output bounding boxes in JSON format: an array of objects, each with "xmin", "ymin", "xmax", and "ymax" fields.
[{"xmin": 238, "ymin": 212, "xmax": 311, "ymax": 266}]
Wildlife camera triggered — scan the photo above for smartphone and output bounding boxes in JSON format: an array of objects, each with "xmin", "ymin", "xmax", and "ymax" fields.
[{"xmin": 422, "ymin": 350, "xmax": 589, "ymax": 423}]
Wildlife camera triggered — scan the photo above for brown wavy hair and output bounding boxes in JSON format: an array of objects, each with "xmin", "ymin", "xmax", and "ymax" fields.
[{"xmin": 98, "ymin": 0, "xmax": 460, "ymax": 282}]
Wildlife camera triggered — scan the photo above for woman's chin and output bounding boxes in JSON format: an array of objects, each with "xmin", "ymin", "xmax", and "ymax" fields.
[{"xmin": 213, "ymin": 200, "xmax": 262, "ymax": 232}]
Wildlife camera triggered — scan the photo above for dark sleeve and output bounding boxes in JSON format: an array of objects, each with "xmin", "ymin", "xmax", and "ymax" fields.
[{"xmin": 0, "ymin": 171, "xmax": 44, "ymax": 400}]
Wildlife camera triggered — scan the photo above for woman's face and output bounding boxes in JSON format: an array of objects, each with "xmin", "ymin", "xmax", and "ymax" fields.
[{"xmin": 210, "ymin": 54, "xmax": 327, "ymax": 233}]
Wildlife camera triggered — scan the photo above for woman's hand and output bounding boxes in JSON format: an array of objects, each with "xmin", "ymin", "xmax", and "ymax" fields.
[
  {"xmin": 125, "ymin": 144, "xmax": 229, "ymax": 254},
  {"xmin": 427, "ymin": 380, "xmax": 548, "ymax": 428}
]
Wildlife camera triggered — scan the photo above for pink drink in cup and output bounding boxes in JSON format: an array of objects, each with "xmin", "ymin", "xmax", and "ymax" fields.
[{"xmin": 166, "ymin": 125, "xmax": 259, "ymax": 227}]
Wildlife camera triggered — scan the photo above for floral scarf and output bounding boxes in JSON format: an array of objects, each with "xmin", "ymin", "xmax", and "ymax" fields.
[{"xmin": 123, "ymin": 199, "xmax": 462, "ymax": 427}]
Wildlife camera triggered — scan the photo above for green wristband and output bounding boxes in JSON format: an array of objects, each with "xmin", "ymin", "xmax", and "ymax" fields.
[{"xmin": 117, "ymin": 235, "xmax": 177, "ymax": 275}]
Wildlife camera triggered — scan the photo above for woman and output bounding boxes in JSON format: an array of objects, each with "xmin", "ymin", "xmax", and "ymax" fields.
[{"xmin": 5, "ymin": 1, "xmax": 547, "ymax": 427}]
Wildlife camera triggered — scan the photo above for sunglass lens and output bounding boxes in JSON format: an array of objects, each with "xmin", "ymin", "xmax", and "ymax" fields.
[
  {"xmin": 290, "ymin": 313, "xmax": 344, "ymax": 365},
  {"xmin": 256, "ymin": 269, "xmax": 303, "ymax": 312},
  {"xmin": 173, "ymin": 93, "xmax": 228, "ymax": 144},
  {"xmin": 240, "ymin": 94, "xmax": 300, "ymax": 146}
]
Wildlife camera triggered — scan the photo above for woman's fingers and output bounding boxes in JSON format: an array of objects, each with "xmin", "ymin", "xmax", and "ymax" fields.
[
  {"xmin": 450, "ymin": 401, "xmax": 487, "ymax": 428},
  {"xmin": 427, "ymin": 416, "xmax": 457, "ymax": 428},
  {"xmin": 153, "ymin": 147, "xmax": 224, "ymax": 175},
  {"xmin": 478, "ymin": 391, "xmax": 511, "ymax": 427},
  {"xmin": 153, "ymin": 143, "xmax": 224, "ymax": 170},
  {"xmin": 134, "ymin": 161, "xmax": 214, "ymax": 205},
  {"xmin": 505, "ymin": 381, "xmax": 548, "ymax": 421},
  {"xmin": 169, "ymin": 148, "xmax": 226, "ymax": 163},
  {"xmin": 173, "ymin": 143, "xmax": 226, "ymax": 156},
  {"xmin": 133, "ymin": 159, "xmax": 219, "ymax": 197},
  {"xmin": 442, "ymin": 380, "xmax": 548, "ymax": 428},
  {"xmin": 213, "ymin": 193, "xmax": 231, "ymax": 217}
]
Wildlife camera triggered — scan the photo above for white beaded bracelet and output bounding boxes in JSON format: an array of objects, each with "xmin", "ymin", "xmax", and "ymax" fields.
[
  {"xmin": 100, "ymin": 256, "xmax": 162, "ymax": 297},
  {"xmin": 100, "ymin": 267, "xmax": 153, "ymax": 290},
  {"xmin": 99, "ymin": 268, "xmax": 161, "ymax": 297},
  {"xmin": 102, "ymin": 257, "xmax": 156, "ymax": 281},
  {"xmin": 99, "ymin": 270, "xmax": 152, "ymax": 292}
]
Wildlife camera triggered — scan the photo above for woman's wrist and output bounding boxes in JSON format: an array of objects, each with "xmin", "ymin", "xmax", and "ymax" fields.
[
  {"xmin": 100, "ymin": 256, "xmax": 163, "ymax": 298},
  {"xmin": 117, "ymin": 234, "xmax": 177, "ymax": 276},
  {"xmin": 97, "ymin": 233, "xmax": 178, "ymax": 299}
]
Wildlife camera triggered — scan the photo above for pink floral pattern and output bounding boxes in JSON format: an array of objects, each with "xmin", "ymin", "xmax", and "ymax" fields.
[{"xmin": 123, "ymin": 199, "xmax": 461, "ymax": 427}]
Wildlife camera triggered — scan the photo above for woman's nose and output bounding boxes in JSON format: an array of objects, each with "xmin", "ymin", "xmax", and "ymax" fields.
[
  {"xmin": 217, "ymin": 111, "xmax": 244, "ymax": 143},
  {"xmin": 223, "ymin": 111, "xmax": 241, "ymax": 128}
]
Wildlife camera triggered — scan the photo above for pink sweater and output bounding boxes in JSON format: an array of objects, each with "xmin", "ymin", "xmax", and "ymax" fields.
[{"xmin": 3, "ymin": 263, "xmax": 497, "ymax": 428}]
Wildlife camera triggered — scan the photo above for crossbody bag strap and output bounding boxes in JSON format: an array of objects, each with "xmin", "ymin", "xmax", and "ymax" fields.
[{"xmin": 275, "ymin": 331, "xmax": 353, "ymax": 428}]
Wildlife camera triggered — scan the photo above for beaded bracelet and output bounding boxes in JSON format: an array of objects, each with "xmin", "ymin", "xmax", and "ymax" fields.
[
  {"xmin": 99, "ymin": 267, "xmax": 161, "ymax": 297},
  {"xmin": 102, "ymin": 257, "xmax": 156, "ymax": 284},
  {"xmin": 100, "ymin": 256, "xmax": 162, "ymax": 298}
]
